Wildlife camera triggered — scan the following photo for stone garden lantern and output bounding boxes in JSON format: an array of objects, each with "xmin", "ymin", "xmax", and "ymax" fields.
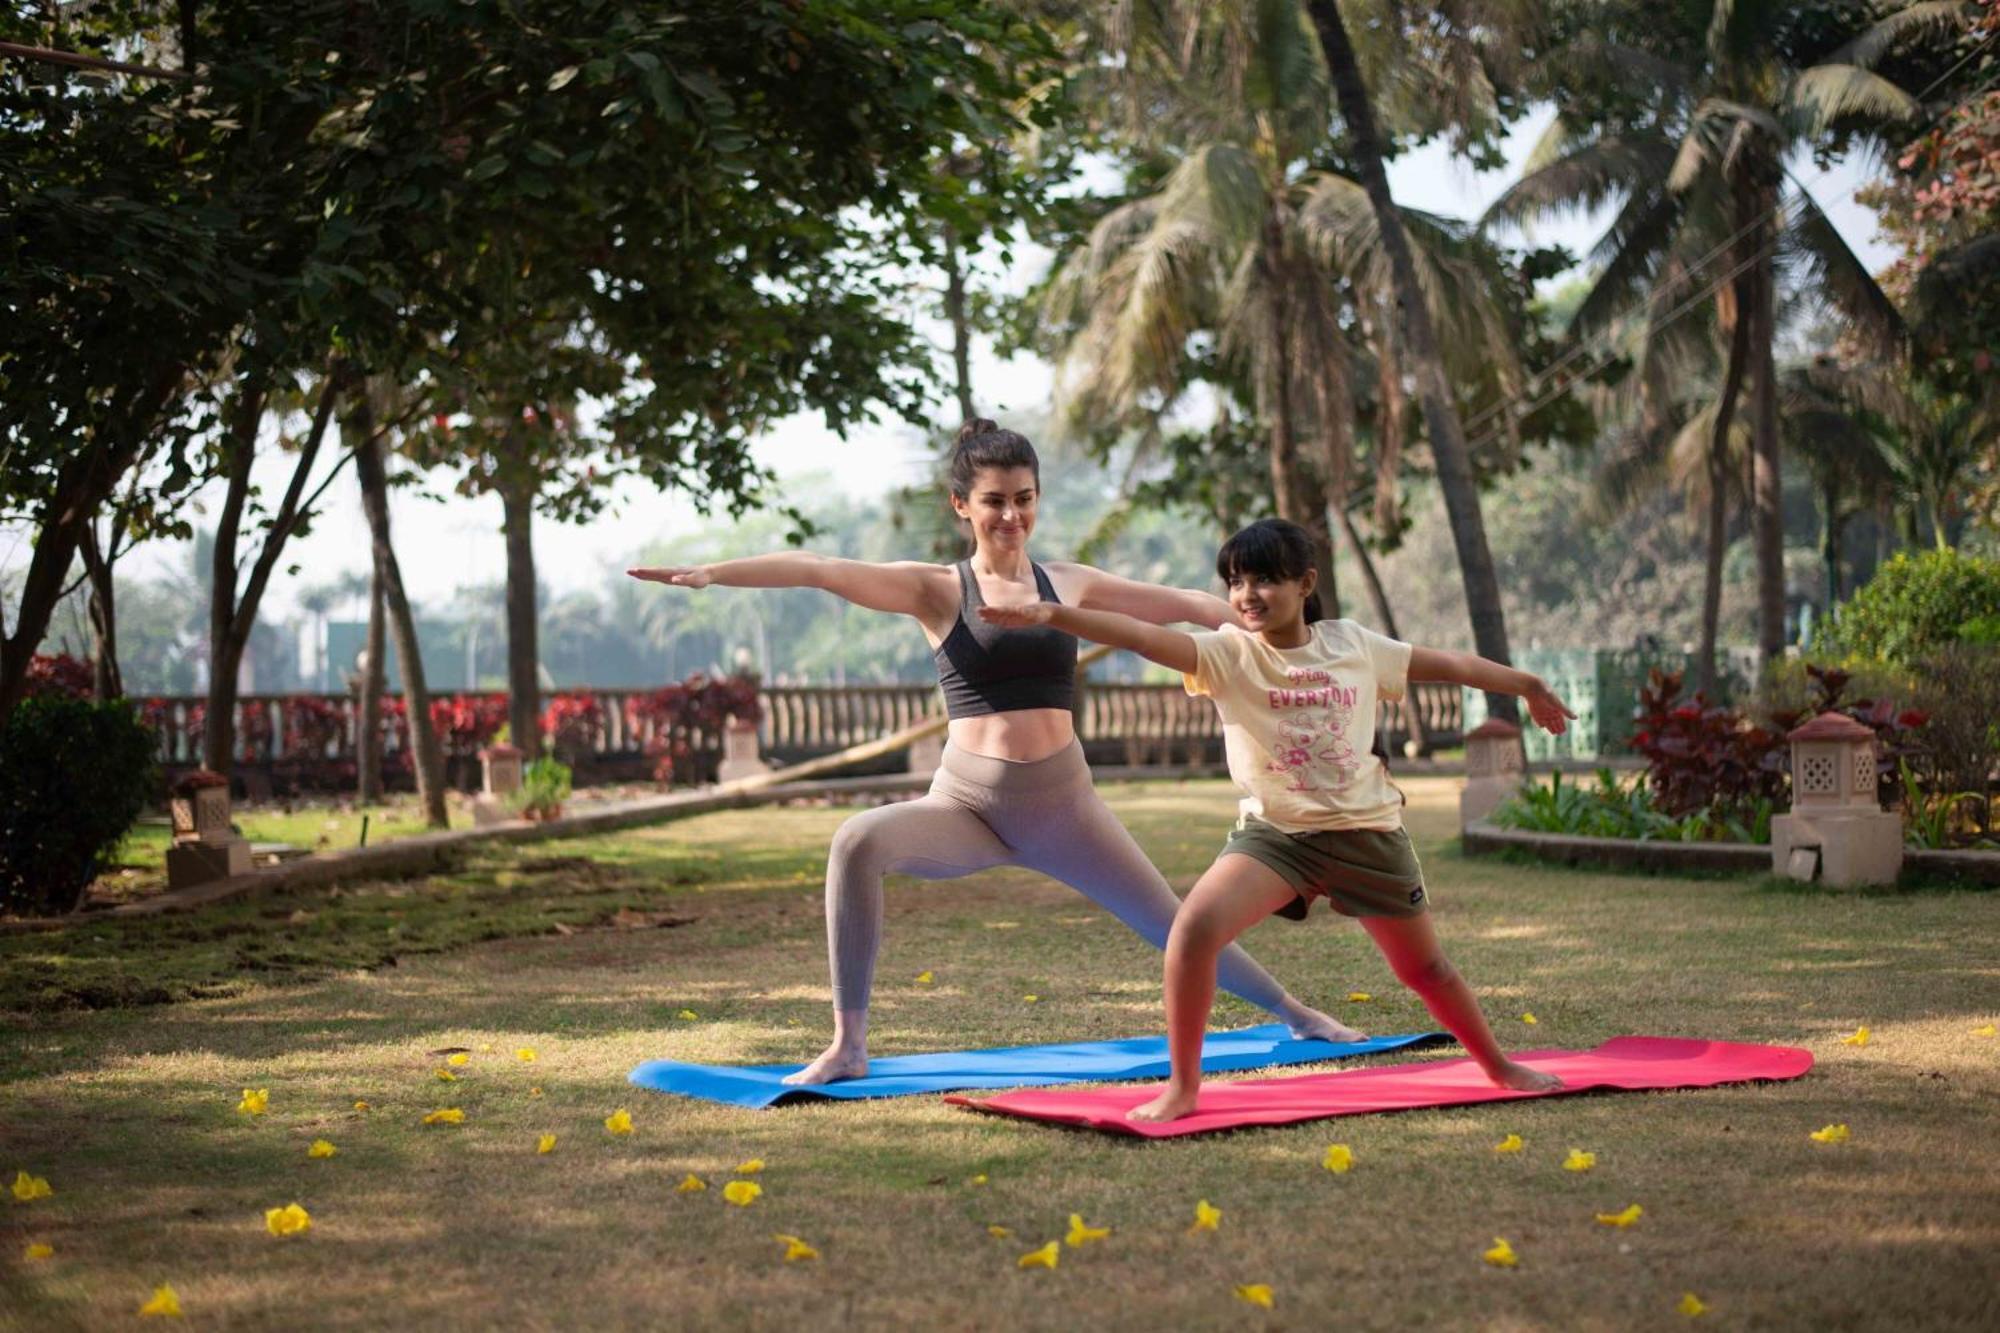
[
  {"xmin": 1460, "ymin": 718, "xmax": 1528, "ymax": 829},
  {"xmin": 472, "ymin": 743, "xmax": 524, "ymax": 827},
  {"xmin": 1771, "ymin": 712, "xmax": 1903, "ymax": 887},
  {"xmin": 166, "ymin": 769, "xmax": 252, "ymax": 888},
  {"xmin": 716, "ymin": 716, "xmax": 771, "ymax": 784}
]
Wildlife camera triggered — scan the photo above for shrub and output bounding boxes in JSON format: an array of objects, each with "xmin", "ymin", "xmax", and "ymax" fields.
[
  {"xmin": 0, "ymin": 697, "xmax": 159, "ymax": 916},
  {"xmin": 1905, "ymin": 643, "xmax": 2000, "ymax": 839},
  {"xmin": 1494, "ymin": 769, "xmax": 1774, "ymax": 844},
  {"xmin": 430, "ymin": 692, "xmax": 508, "ymax": 759},
  {"xmin": 25, "ymin": 653, "xmax": 93, "ymax": 700},
  {"xmin": 516, "ymin": 756, "xmax": 572, "ymax": 820},
  {"xmin": 539, "ymin": 692, "xmax": 605, "ymax": 763},
  {"xmin": 1629, "ymin": 669, "xmax": 1788, "ymax": 817},
  {"xmin": 1817, "ymin": 549, "xmax": 2000, "ymax": 664},
  {"xmin": 624, "ymin": 673, "xmax": 761, "ymax": 786}
]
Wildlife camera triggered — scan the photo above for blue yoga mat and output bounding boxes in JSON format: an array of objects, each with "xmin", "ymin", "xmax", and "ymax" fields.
[{"xmin": 628, "ymin": 1026, "xmax": 1447, "ymax": 1108}]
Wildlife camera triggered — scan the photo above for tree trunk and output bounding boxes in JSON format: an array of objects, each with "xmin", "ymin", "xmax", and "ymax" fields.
[
  {"xmin": 500, "ymin": 445, "xmax": 541, "ymax": 759},
  {"xmin": 1821, "ymin": 477, "xmax": 1842, "ymax": 612},
  {"xmin": 943, "ymin": 224, "xmax": 976, "ymax": 424},
  {"xmin": 1297, "ymin": 468, "xmax": 1341, "ymax": 620},
  {"xmin": 1699, "ymin": 275, "xmax": 1755, "ymax": 699},
  {"xmin": 0, "ymin": 367, "xmax": 181, "ymax": 724},
  {"xmin": 1373, "ymin": 304, "xmax": 1405, "ymax": 535},
  {"xmin": 1338, "ymin": 503, "xmax": 1430, "ymax": 755},
  {"xmin": 1748, "ymin": 202, "xmax": 1786, "ymax": 665},
  {"xmin": 79, "ymin": 522, "xmax": 123, "ymax": 700},
  {"xmin": 353, "ymin": 411, "xmax": 450, "ymax": 828},
  {"xmin": 1305, "ymin": 0, "xmax": 1516, "ymax": 718},
  {"xmin": 358, "ymin": 568, "xmax": 386, "ymax": 804}
]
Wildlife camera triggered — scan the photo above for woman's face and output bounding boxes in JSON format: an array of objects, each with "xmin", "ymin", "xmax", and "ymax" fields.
[{"xmin": 952, "ymin": 466, "xmax": 1039, "ymax": 554}]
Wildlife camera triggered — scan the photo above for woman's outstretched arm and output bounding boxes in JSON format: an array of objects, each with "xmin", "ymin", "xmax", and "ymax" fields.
[
  {"xmin": 978, "ymin": 601, "xmax": 1198, "ymax": 675},
  {"xmin": 628, "ymin": 555, "xmax": 953, "ymax": 621}
]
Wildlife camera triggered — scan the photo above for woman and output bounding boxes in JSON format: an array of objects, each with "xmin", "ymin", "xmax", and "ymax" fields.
[{"xmin": 629, "ymin": 420, "xmax": 1354, "ymax": 1084}]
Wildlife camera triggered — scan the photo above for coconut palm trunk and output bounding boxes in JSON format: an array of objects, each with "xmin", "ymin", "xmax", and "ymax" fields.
[
  {"xmin": 1746, "ymin": 196, "xmax": 1787, "ymax": 664},
  {"xmin": 1699, "ymin": 275, "xmax": 1755, "ymax": 698},
  {"xmin": 1303, "ymin": 0, "xmax": 1517, "ymax": 719}
]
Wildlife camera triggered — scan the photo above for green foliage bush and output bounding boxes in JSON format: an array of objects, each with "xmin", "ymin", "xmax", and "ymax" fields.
[
  {"xmin": 516, "ymin": 757, "xmax": 572, "ymax": 820},
  {"xmin": 1817, "ymin": 549, "xmax": 2000, "ymax": 664},
  {"xmin": 0, "ymin": 697, "xmax": 159, "ymax": 916},
  {"xmin": 1493, "ymin": 769, "xmax": 1775, "ymax": 844}
]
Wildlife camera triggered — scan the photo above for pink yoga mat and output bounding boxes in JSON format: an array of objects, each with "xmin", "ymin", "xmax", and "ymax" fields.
[{"xmin": 943, "ymin": 1036, "xmax": 1813, "ymax": 1138}]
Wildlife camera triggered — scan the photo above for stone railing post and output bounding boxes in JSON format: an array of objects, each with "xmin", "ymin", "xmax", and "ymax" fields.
[
  {"xmin": 473, "ymin": 743, "xmax": 524, "ymax": 826},
  {"xmin": 1460, "ymin": 718, "xmax": 1527, "ymax": 831},
  {"xmin": 1771, "ymin": 713, "xmax": 1902, "ymax": 886}
]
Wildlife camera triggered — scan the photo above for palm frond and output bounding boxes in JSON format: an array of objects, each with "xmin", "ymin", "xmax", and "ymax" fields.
[
  {"xmin": 1783, "ymin": 185, "xmax": 1907, "ymax": 357},
  {"xmin": 1571, "ymin": 188, "xmax": 1686, "ymax": 336},
  {"xmin": 1787, "ymin": 64, "xmax": 1921, "ymax": 134},
  {"xmin": 1484, "ymin": 136, "xmax": 1667, "ymax": 224},
  {"xmin": 1829, "ymin": 1, "xmax": 1970, "ymax": 70}
]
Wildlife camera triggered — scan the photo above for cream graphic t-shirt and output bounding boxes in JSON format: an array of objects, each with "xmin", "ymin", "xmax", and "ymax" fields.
[{"xmin": 1183, "ymin": 619, "xmax": 1413, "ymax": 833}]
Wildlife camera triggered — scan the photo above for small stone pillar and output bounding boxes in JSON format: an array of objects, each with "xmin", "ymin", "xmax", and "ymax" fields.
[
  {"xmin": 716, "ymin": 716, "xmax": 771, "ymax": 784},
  {"xmin": 165, "ymin": 770, "xmax": 252, "ymax": 889},
  {"xmin": 473, "ymin": 744, "xmax": 524, "ymax": 827},
  {"xmin": 1772, "ymin": 713, "xmax": 1903, "ymax": 886},
  {"xmin": 1460, "ymin": 718, "xmax": 1527, "ymax": 829},
  {"xmin": 907, "ymin": 729, "xmax": 945, "ymax": 779}
]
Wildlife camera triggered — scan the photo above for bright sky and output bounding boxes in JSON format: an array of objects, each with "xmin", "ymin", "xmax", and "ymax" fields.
[{"xmin": 19, "ymin": 107, "xmax": 1898, "ymax": 624}]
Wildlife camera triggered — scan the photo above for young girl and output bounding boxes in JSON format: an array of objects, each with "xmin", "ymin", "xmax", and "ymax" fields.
[{"xmin": 979, "ymin": 518, "xmax": 1572, "ymax": 1121}]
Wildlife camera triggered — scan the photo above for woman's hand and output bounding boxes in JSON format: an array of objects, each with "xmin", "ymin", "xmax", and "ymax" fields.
[
  {"xmin": 976, "ymin": 603, "xmax": 1055, "ymax": 628},
  {"xmin": 1525, "ymin": 679, "xmax": 1576, "ymax": 735},
  {"xmin": 627, "ymin": 565, "xmax": 712, "ymax": 590}
]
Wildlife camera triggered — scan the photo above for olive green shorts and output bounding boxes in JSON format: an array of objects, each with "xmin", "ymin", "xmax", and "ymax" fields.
[{"xmin": 1221, "ymin": 816, "xmax": 1428, "ymax": 921}]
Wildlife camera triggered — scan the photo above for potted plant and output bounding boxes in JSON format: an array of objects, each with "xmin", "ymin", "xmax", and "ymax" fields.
[{"xmin": 515, "ymin": 756, "xmax": 572, "ymax": 823}]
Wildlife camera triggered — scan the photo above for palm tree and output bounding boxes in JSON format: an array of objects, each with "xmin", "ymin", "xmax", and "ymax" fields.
[
  {"xmin": 1488, "ymin": 0, "xmax": 1964, "ymax": 667},
  {"xmin": 1053, "ymin": 1, "xmax": 1532, "ymax": 658}
]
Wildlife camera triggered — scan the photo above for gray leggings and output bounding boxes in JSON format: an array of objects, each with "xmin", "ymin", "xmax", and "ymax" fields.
[{"xmin": 823, "ymin": 739, "xmax": 1291, "ymax": 1014}]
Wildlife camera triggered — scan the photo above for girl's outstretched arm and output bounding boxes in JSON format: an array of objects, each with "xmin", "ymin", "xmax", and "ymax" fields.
[
  {"xmin": 978, "ymin": 601, "xmax": 1199, "ymax": 675},
  {"xmin": 628, "ymin": 555, "xmax": 953, "ymax": 621},
  {"xmin": 1407, "ymin": 646, "xmax": 1576, "ymax": 734}
]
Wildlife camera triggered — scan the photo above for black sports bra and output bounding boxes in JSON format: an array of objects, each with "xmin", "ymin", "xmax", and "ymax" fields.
[{"xmin": 933, "ymin": 561, "xmax": 1077, "ymax": 718}]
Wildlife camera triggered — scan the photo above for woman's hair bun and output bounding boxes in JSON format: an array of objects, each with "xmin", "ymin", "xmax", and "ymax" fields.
[{"xmin": 955, "ymin": 418, "xmax": 1001, "ymax": 447}]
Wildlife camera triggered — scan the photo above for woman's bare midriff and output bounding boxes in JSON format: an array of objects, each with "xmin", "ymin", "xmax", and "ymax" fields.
[{"xmin": 947, "ymin": 708, "xmax": 1076, "ymax": 762}]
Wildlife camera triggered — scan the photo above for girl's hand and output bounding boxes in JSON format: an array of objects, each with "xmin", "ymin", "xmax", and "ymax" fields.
[
  {"xmin": 627, "ymin": 565, "xmax": 712, "ymax": 590},
  {"xmin": 1525, "ymin": 679, "xmax": 1576, "ymax": 734},
  {"xmin": 976, "ymin": 603, "xmax": 1055, "ymax": 628}
]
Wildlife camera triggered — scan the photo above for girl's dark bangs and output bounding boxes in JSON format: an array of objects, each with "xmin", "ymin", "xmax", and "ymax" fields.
[{"xmin": 1215, "ymin": 521, "xmax": 1310, "ymax": 584}]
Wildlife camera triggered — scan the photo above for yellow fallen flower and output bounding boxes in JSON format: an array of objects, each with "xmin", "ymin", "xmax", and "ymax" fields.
[
  {"xmin": 1841, "ymin": 1026, "xmax": 1870, "ymax": 1047},
  {"xmin": 1023, "ymin": 994, "xmax": 1040, "ymax": 1004},
  {"xmin": 677, "ymin": 1009, "xmax": 699, "ymax": 1021},
  {"xmin": 1065, "ymin": 1213, "xmax": 1110, "ymax": 1246},
  {"xmin": 25, "ymin": 1242, "xmax": 53, "ymax": 1260},
  {"xmin": 264, "ymin": 1202, "xmax": 312, "ymax": 1237},
  {"xmin": 677, "ymin": 1175, "xmax": 707, "ymax": 1193},
  {"xmin": 422, "ymin": 1108, "xmax": 464, "ymax": 1125},
  {"xmin": 1234, "ymin": 1284, "xmax": 1274, "ymax": 1309},
  {"xmin": 1322, "ymin": 1144, "xmax": 1354, "ymax": 1174},
  {"xmin": 916, "ymin": 970, "xmax": 934, "ymax": 984},
  {"xmin": 529, "ymin": 1086, "xmax": 543, "ymax": 1097},
  {"xmin": 734, "ymin": 1158, "xmax": 765, "ymax": 1174},
  {"xmin": 722, "ymin": 1180, "xmax": 762, "ymax": 1207},
  {"xmin": 537, "ymin": 1134, "xmax": 557, "ymax": 1155},
  {"xmin": 447, "ymin": 1053, "xmax": 470, "ymax": 1067},
  {"xmin": 1678, "ymin": 1292, "xmax": 1708, "ymax": 1317},
  {"xmin": 1017, "ymin": 1241, "xmax": 1060, "ymax": 1270},
  {"xmin": 604, "ymin": 1108, "xmax": 634, "ymax": 1135},
  {"xmin": 138, "ymin": 1283, "xmax": 182, "ymax": 1317},
  {"xmin": 1191, "ymin": 1199, "xmax": 1222, "ymax": 1232},
  {"xmin": 237, "ymin": 1088, "xmax": 269, "ymax": 1116},
  {"xmin": 1563, "ymin": 1149, "xmax": 1596, "ymax": 1172},
  {"xmin": 1483, "ymin": 1237, "xmax": 1519, "ymax": 1267},
  {"xmin": 352, "ymin": 1101, "xmax": 371, "ymax": 1112},
  {"xmin": 1347, "ymin": 992, "xmax": 1373, "ymax": 1003},
  {"xmin": 12, "ymin": 1171, "xmax": 53, "ymax": 1202},
  {"xmin": 1521, "ymin": 1013, "xmax": 1539, "ymax": 1026},
  {"xmin": 516, "ymin": 1048, "xmax": 538, "ymax": 1062},
  {"xmin": 1595, "ymin": 1204, "xmax": 1643, "ymax": 1228},
  {"xmin": 773, "ymin": 1233, "xmax": 819, "ymax": 1261},
  {"xmin": 988, "ymin": 1225, "xmax": 1011, "ymax": 1238},
  {"xmin": 434, "ymin": 1068, "xmax": 458, "ymax": 1082},
  {"xmin": 1493, "ymin": 1133, "xmax": 1524, "ymax": 1154},
  {"xmin": 1809, "ymin": 1123, "xmax": 1850, "ymax": 1144},
  {"xmin": 969, "ymin": 1174, "xmax": 989, "ymax": 1186},
  {"xmin": 1973, "ymin": 1024, "xmax": 1996, "ymax": 1038},
  {"xmin": 307, "ymin": 1140, "xmax": 337, "ymax": 1160}
]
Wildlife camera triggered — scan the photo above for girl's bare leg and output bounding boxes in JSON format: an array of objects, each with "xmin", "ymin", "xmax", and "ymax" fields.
[
  {"xmin": 1129, "ymin": 855, "xmax": 1302, "ymax": 1122},
  {"xmin": 1359, "ymin": 914, "xmax": 1564, "ymax": 1093}
]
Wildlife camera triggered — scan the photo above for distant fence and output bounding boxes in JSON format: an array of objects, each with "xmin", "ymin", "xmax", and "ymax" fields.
[{"xmin": 136, "ymin": 680, "xmax": 1465, "ymax": 795}]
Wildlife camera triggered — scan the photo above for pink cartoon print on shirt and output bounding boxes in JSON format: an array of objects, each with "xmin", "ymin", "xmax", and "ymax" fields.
[{"xmin": 1264, "ymin": 668, "xmax": 1362, "ymax": 792}]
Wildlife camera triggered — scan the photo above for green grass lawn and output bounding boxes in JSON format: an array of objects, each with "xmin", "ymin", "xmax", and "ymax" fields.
[{"xmin": 3, "ymin": 778, "xmax": 1996, "ymax": 1329}]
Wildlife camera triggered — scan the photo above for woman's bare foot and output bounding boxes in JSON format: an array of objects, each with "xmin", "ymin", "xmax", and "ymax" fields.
[
  {"xmin": 1127, "ymin": 1085, "xmax": 1201, "ymax": 1122},
  {"xmin": 781, "ymin": 1044, "xmax": 869, "ymax": 1086},
  {"xmin": 1486, "ymin": 1060, "xmax": 1563, "ymax": 1093},
  {"xmin": 1279, "ymin": 1001, "xmax": 1367, "ymax": 1044}
]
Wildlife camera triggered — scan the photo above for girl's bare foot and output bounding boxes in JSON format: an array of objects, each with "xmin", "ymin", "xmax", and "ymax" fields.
[
  {"xmin": 1280, "ymin": 1001, "xmax": 1367, "ymax": 1044},
  {"xmin": 1127, "ymin": 1085, "xmax": 1201, "ymax": 1122},
  {"xmin": 1487, "ymin": 1060, "xmax": 1563, "ymax": 1093},
  {"xmin": 781, "ymin": 1044, "xmax": 869, "ymax": 1086}
]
